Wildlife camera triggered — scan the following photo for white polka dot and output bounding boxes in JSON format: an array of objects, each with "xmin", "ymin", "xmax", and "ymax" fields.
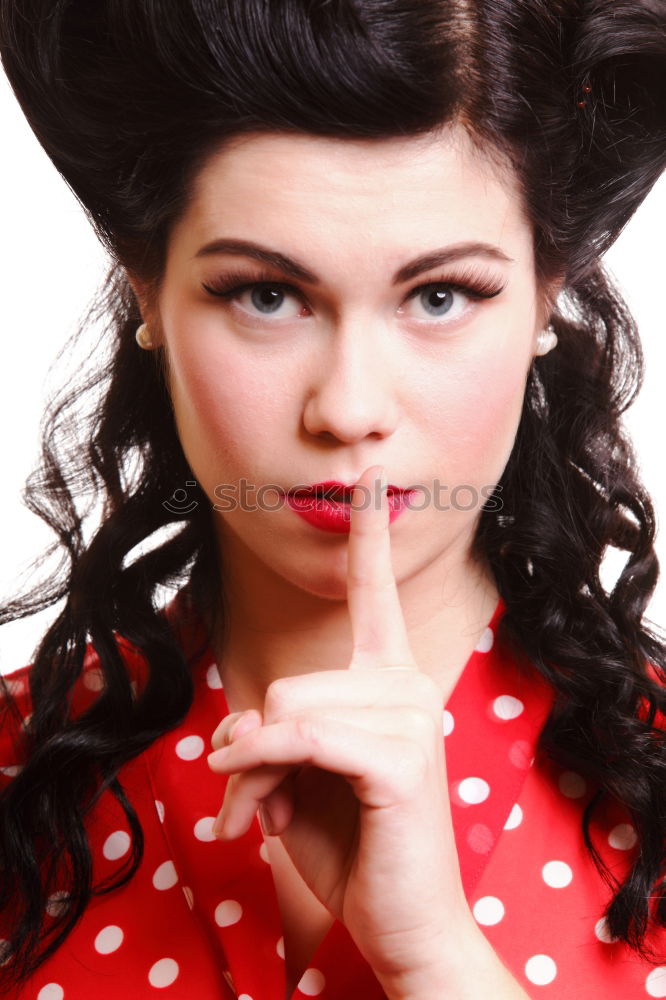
[
  {"xmin": 508, "ymin": 739, "xmax": 532, "ymax": 769},
  {"xmin": 542, "ymin": 860, "xmax": 573, "ymax": 888},
  {"xmin": 525, "ymin": 955, "xmax": 557, "ymax": 986},
  {"xmin": 155, "ymin": 800, "xmax": 165, "ymax": 823},
  {"xmin": 148, "ymin": 958, "xmax": 179, "ymax": 989},
  {"xmin": 558, "ymin": 770, "xmax": 586, "ymax": 798},
  {"xmin": 0, "ymin": 938, "xmax": 10, "ymax": 966},
  {"xmin": 102, "ymin": 830, "xmax": 130, "ymax": 861},
  {"xmin": 175, "ymin": 735, "xmax": 204, "ymax": 761},
  {"xmin": 297, "ymin": 968, "xmax": 326, "ymax": 996},
  {"xmin": 182, "ymin": 886, "xmax": 194, "ymax": 910},
  {"xmin": 442, "ymin": 710, "xmax": 454, "ymax": 737},
  {"xmin": 503, "ymin": 803, "xmax": 523, "ymax": 830},
  {"xmin": 646, "ymin": 967, "xmax": 666, "ymax": 997},
  {"xmin": 492, "ymin": 695, "xmax": 524, "ymax": 720},
  {"xmin": 458, "ymin": 777, "xmax": 490, "ymax": 804},
  {"xmin": 152, "ymin": 861, "xmax": 178, "ymax": 891},
  {"xmin": 46, "ymin": 892, "xmax": 70, "ymax": 918},
  {"xmin": 83, "ymin": 648, "xmax": 97, "ymax": 669},
  {"xmin": 238, "ymin": 995, "xmax": 254, "ymax": 1000},
  {"xmin": 83, "ymin": 668, "xmax": 105, "ymax": 691},
  {"xmin": 206, "ymin": 664, "xmax": 223, "ymax": 689},
  {"xmin": 215, "ymin": 899, "xmax": 243, "ymax": 927},
  {"xmin": 94, "ymin": 925, "xmax": 124, "ymax": 955},
  {"xmin": 37, "ymin": 986, "xmax": 64, "ymax": 1000},
  {"xmin": 608, "ymin": 823, "xmax": 637, "ymax": 850},
  {"xmin": 594, "ymin": 917, "xmax": 618, "ymax": 944},
  {"xmin": 276, "ymin": 936, "xmax": 285, "ymax": 959},
  {"xmin": 194, "ymin": 816, "xmax": 217, "ymax": 842},
  {"xmin": 473, "ymin": 896, "xmax": 505, "ymax": 926},
  {"xmin": 0, "ymin": 765, "xmax": 22, "ymax": 777},
  {"xmin": 259, "ymin": 841, "xmax": 270, "ymax": 864},
  {"xmin": 467, "ymin": 823, "xmax": 493, "ymax": 853},
  {"xmin": 475, "ymin": 627, "xmax": 494, "ymax": 653}
]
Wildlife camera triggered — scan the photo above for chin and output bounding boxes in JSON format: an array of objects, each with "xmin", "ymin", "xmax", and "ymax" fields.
[{"xmin": 285, "ymin": 560, "xmax": 352, "ymax": 604}]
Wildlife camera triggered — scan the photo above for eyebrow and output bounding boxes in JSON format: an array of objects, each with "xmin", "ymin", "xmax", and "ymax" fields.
[{"xmin": 193, "ymin": 238, "xmax": 514, "ymax": 285}]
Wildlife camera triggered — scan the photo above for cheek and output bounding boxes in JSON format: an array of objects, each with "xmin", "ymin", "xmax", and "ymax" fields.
[
  {"xmin": 420, "ymin": 348, "xmax": 529, "ymax": 483},
  {"xmin": 165, "ymin": 330, "xmax": 284, "ymax": 479},
  {"xmin": 169, "ymin": 335, "xmax": 268, "ymax": 459}
]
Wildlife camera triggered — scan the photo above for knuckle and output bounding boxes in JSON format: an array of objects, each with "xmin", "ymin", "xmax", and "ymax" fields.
[
  {"xmin": 346, "ymin": 570, "xmax": 372, "ymax": 592},
  {"xmin": 347, "ymin": 570, "xmax": 393, "ymax": 592},
  {"xmin": 235, "ymin": 725, "xmax": 260, "ymax": 753},
  {"xmin": 264, "ymin": 677, "xmax": 293, "ymax": 718},
  {"xmin": 211, "ymin": 715, "xmax": 237, "ymax": 749},
  {"xmin": 385, "ymin": 740, "xmax": 430, "ymax": 798},
  {"xmin": 403, "ymin": 706, "xmax": 436, "ymax": 741},
  {"xmin": 352, "ymin": 632, "xmax": 383, "ymax": 658},
  {"xmin": 294, "ymin": 715, "xmax": 320, "ymax": 747}
]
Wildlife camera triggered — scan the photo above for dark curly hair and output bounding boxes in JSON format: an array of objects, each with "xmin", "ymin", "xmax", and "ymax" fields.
[{"xmin": 0, "ymin": 0, "xmax": 665, "ymax": 990}]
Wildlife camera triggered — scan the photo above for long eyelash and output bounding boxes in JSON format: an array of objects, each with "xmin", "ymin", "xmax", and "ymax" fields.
[
  {"xmin": 202, "ymin": 268, "xmax": 298, "ymax": 299},
  {"xmin": 201, "ymin": 266, "xmax": 506, "ymax": 302},
  {"xmin": 406, "ymin": 265, "xmax": 506, "ymax": 301}
]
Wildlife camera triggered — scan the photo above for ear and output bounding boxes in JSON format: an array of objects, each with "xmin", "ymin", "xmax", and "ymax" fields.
[
  {"xmin": 124, "ymin": 270, "xmax": 163, "ymax": 347},
  {"xmin": 536, "ymin": 274, "xmax": 565, "ymax": 330}
]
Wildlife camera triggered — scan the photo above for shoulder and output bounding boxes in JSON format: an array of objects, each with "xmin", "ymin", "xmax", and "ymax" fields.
[
  {"xmin": 640, "ymin": 661, "xmax": 666, "ymax": 731},
  {"xmin": 0, "ymin": 634, "xmax": 150, "ymax": 784},
  {"xmin": 0, "ymin": 666, "xmax": 32, "ymax": 782},
  {"xmin": 0, "ymin": 588, "xmax": 205, "ymax": 782}
]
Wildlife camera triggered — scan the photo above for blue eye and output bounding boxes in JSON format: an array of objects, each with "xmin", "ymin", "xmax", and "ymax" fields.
[
  {"xmin": 416, "ymin": 285, "xmax": 456, "ymax": 317},
  {"xmin": 202, "ymin": 268, "xmax": 506, "ymax": 327},
  {"xmin": 247, "ymin": 285, "xmax": 289, "ymax": 315},
  {"xmin": 403, "ymin": 283, "xmax": 472, "ymax": 323},
  {"xmin": 202, "ymin": 273, "xmax": 304, "ymax": 319}
]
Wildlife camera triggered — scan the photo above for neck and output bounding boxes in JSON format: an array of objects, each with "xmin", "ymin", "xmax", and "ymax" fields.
[{"xmin": 204, "ymin": 529, "xmax": 500, "ymax": 715}]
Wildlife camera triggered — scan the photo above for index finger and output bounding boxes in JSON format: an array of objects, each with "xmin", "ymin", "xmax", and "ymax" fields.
[{"xmin": 347, "ymin": 464, "xmax": 416, "ymax": 669}]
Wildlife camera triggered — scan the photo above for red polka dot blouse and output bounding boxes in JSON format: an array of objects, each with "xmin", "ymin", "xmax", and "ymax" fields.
[{"xmin": 1, "ymin": 589, "xmax": 665, "ymax": 998}]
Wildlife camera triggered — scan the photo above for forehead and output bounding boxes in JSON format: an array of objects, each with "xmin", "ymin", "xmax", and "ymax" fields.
[{"xmin": 171, "ymin": 126, "xmax": 532, "ymax": 268}]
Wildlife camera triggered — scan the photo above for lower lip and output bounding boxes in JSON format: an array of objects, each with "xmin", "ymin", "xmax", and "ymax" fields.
[{"xmin": 285, "ymin": 491, "xmax": 417, "ymax": 534}]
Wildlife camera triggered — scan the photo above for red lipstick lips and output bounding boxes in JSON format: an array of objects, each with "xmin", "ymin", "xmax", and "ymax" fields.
[{"xmin": 286, "ymin": 480, "xmax": 416, "ymax": 534}]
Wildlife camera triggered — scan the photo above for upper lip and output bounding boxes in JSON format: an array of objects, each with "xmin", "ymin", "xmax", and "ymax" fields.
[{"xmin": 288, "ymin": 480, "xmax": 409, "ymax": 500}]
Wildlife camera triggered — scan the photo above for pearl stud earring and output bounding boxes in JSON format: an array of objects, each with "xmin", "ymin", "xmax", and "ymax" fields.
[
  {"xmin": 535, "ymin": 330, "xmax": 558, "ymax": 356},
  {"xmin": 135, "ymin": 323, "xmax": 154, "ymax": 350}
]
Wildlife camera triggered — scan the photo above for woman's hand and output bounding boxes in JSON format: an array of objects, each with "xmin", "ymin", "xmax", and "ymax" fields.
[{"xmin": 206, "ymin": 465, "xmax": 480, "ymax": 991}]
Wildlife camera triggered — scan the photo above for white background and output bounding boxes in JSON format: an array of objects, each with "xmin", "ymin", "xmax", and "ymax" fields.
[{"xmin": 0, "ymin": 68, "xmax": 664, "ymax": 674}]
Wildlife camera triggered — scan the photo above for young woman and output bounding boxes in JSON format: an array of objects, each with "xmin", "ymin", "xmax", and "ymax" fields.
[{"xmin": 0, "ymin": 1, "xmax": 665, "ymax": 998}]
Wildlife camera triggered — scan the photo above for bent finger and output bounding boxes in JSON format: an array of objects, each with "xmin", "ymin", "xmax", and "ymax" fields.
[
  {"xmin": 212, "ymin": 762, "xmax": 294, "ymax": 839},
  {"xmin": 211, "ymin": 709, "xmax": 263, "ymax": 750}
]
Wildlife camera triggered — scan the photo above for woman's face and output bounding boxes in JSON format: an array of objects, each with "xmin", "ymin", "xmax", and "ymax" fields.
[{"xmin": 140, "ymin": 127, "xmax": 545, "ymax": 601}]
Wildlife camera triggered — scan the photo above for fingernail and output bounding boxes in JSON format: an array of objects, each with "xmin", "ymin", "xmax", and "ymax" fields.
[
  {"xmin": 207, "ymin": 749, "xmax": 228, "ymax": 770},
  {"xmin": 212, "ymin": 810, "xmax": 226, "ymax": 837},
  {"xmin": 258, "ymin": 803, "xmax": 275, "ymax": 837},
  {"xmin": 229, "ymin": 710, "xmax": 260, "ymax": 742},
  {"xmin": 228, "ymin": 712, "xmax": 249, "ymax": 742}
]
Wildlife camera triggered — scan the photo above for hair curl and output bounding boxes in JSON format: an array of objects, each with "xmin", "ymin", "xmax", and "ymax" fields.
[{"xmin": 0, "ymin": 0, "xmax": 665, "ymax": 989}]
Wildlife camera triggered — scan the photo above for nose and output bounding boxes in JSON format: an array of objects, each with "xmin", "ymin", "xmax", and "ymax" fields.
[{"xmin": 301, "ymin": 319, "xmax": 399, "ymax": 443}]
